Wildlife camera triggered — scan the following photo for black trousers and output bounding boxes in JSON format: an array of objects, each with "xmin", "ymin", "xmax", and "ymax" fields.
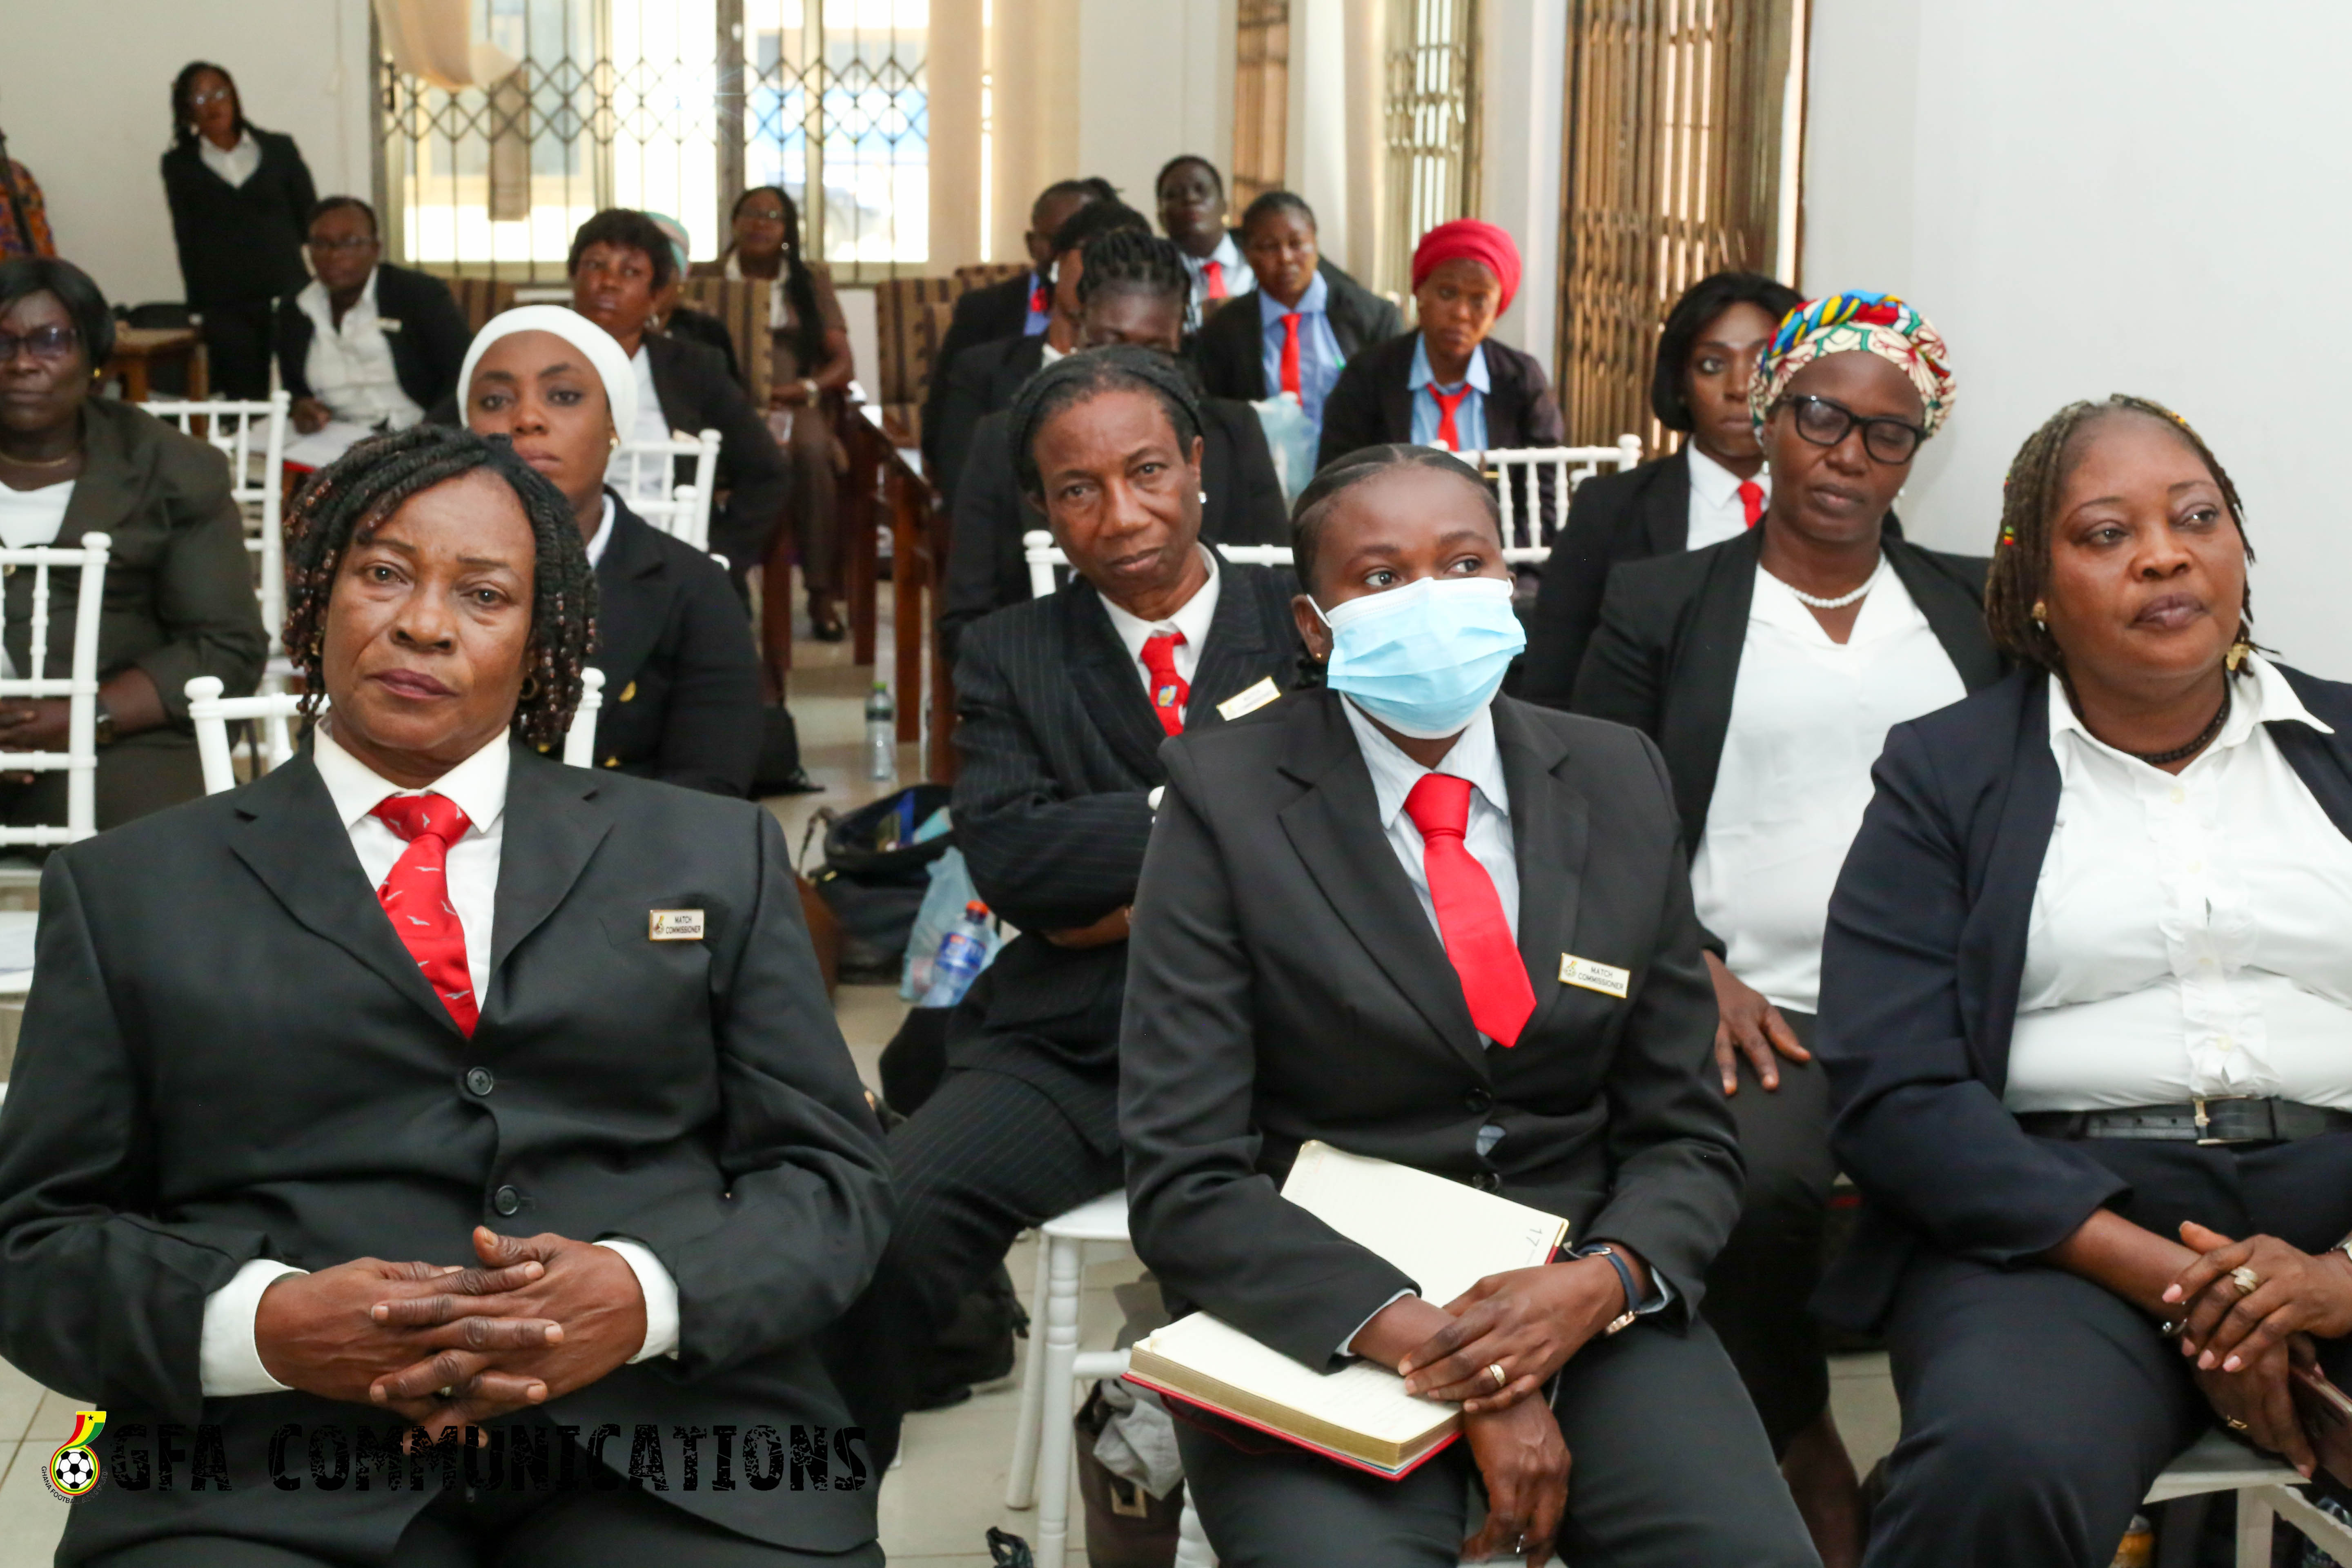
[
  {"xmin": 1703, "ymin": 1008, "xmax": 1836, "ymax": 1455},
  {"xmin": 1864, "ymin": 1131, "xmax": 2352, "ymax": 1568},
  {"xmin": 824, "ymin": 1062, "xmax": 1122, "ymax": 1474},
  {"xmin": 1176, "ymin": 1316, "xmax": 1820, "ymax": 1568},
  {"xmin": 198, "ymin": 299, "xmax": 276, "ymax": 400}
]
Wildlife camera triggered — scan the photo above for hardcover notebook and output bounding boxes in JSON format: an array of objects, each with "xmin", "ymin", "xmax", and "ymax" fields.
[{"xmin": 1124, "ymin": 1141, "xmax": 1570, "ymax": 1477}]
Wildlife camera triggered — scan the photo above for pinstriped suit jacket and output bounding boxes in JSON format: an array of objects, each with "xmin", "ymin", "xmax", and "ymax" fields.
[{"xmin": 947, "ymin": 563, "xmax": 1305, "ymax": 1120}]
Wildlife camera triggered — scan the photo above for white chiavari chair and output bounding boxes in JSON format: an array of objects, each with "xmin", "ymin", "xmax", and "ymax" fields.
[
  {"xmin": 139, "ymin": 394, "xmax": 291, "ymax": 664},
  {"xmin": 1467, "ymin": 435, "xmax": 1644, "ymax": 563},
  {"xmin": 0, "ymin": 532, "xmax": 112, "ymax": 900},
  {"xmin": 608, "ymin": 429, "xmax": 723, "ymax": 553}
]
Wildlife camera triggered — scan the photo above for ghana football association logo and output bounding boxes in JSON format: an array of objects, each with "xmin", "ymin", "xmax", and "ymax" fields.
[{"xmin": 44, "ymin": 1409, "xmax": 105, "ymax": 1501}]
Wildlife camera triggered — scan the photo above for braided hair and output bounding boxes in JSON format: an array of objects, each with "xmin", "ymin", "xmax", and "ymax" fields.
[
  {"xmin": 281, "ymin": 425, "xmax": 598, "ymax": 750},
  {"xmin": 169, "ymin": 61, "xmax": 249, "ymax": 153},
  {"xmin": 1073, "ymin": 230, "xmax": 1191, "ymax": 311},
  {"xmin": 1984, "ymin": 394, "xmax": 2254, "ymax": 674},
  {"xmin": 1006, "ymin": 344, "xmax": 1205, "ymax": 500},
  {"xmin": 1290, "ymin": 444, "xmax": 1500, "ymax": 597}
]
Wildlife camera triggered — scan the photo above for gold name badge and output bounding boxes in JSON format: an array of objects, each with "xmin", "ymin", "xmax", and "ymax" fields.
[
  {"xmin": 1559, "ymin": 954, "xmax": 1630, "ymax": 999},
  {"xmin": 1216, "ymin": 677, "xmax": 1282, "ymax": 722},
  {"xmin": 649, "ymin": 909, "xmax": 706, "ymax": 941}
]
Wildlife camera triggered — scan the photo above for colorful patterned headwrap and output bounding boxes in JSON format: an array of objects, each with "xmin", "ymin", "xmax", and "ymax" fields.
[{"xmin": 1750, "ymin": 291, "xmax": 1956, "ymax": 439}]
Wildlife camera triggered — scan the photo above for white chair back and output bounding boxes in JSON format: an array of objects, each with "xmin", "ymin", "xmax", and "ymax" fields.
[
  {"xmin": 187, "ymin": 666, "xmax": 608, "ymax": 795},
  {"xmin": 1467, "ymin": 435, "xmax": 1644, "ymax": 562},
  {"xmin": 608, "ymin": 430, "xmax": 723, "ymax": 552},
  {"xmin": 139, "ymin": 395, "xmax": 291, "ymax": 652},
  {"xmin": 0, "ymin": 534, "xmax": 112, "ymax": 846}
]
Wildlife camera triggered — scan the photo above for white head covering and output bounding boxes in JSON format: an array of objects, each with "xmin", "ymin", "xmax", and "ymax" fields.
[{"xmin": 454, "ymin": 305, "xmax": 637, "ymax": 440}]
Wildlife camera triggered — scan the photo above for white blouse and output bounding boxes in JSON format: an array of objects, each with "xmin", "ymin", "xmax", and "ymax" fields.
[
  {"xmin": 0, "ymin": 480, "xmax": 74, "ymax": 549},
  {"xmin": 1690, "ymin": 556, "xmax": 1967, "ymax": 1014},
  {"xmin": 2005, "ymin": 656, "xmax": 2352, "ymax": 1112}
]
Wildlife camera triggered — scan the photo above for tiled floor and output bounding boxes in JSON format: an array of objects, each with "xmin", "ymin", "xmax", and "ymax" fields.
[{"xmin": 0, "ymin": 588, "xmax": 1903, "ymax": 1561}]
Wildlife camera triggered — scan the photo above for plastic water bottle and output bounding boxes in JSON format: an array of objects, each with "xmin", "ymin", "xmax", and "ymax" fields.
[
  {"xmin": 864, "ymin": 680, "xmax": 897, "ymax": 784},
  {"xmin": 919, "ymin": 902, "xmax": 992, "ymax": 1008}
]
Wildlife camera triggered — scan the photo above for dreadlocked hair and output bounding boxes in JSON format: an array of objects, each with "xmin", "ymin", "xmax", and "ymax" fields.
[
  {"xmin": 281, "ymin": 425, "xmax": 598, "ymax": 750},
  {"xmin": 1007, "ymin": 344, "xmax": 1205, "ymax": 500},
  {"xmin": 1074, "ymin": 230, "xmax": 1190, "ymax": 310},
  {"xmin": 1985, "ymin": 394, "xmax": 2254, "ymax": 675}
]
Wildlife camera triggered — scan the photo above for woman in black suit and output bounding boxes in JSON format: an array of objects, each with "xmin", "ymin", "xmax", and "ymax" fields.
[
  {"xmin": 160, "ymin": 61, "xmax": 316, "ymax": 399},
  {"xmin": 1121, "ymin": 445, "xmax": 1817, "ymax": 1568},
  {"xmin": 1521, "ymin": 271, "xmax": 1801, "ymax": 704},
  {"xmin": 459, "ymin": 305, "xmax": 761, "ymax": 796},
  {"xmin": 1571, "ymin": 292, "xmax": 1988, "ymax": 1566},
  {"xmin": 1820, "ymin": 397, "xmax": 2352, "ymax": 1566}
]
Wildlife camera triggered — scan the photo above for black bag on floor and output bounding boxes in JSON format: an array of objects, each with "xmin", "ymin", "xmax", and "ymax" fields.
[
  {"xmin": 806, "ymin": 785, "xmax": 953, "ymax": 981},
  {"xmin": 1074, "ymin": 1384, "xmax": 1185, "ymax": 1568}
]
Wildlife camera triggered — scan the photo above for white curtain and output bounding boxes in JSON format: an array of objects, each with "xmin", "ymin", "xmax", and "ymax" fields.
[{"xmin": 373, "ymin": 0, "xmax": 519, "ymax": 91}]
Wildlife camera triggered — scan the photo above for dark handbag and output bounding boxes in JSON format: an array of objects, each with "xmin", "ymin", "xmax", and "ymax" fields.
[
  {"xmin": 804, "ymin": 786, "xmax": 954, "ymax": 980},
  {"xmin": 1074, "ymin": 1385, "xmax": 1186, "ymax": 1568}
]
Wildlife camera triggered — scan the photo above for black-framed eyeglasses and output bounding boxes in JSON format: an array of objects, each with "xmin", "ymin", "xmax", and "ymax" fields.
[
  {"xmin": 1777, "ymin": 394, "xmax": 1924, "ymax": 464},
  {"xmin": 307, "ymin": 235, "xmax": 378, "ymax": 254},
  {"xmin": 0, "ymin": 325, "xmax": 78, "ymax": 364}
]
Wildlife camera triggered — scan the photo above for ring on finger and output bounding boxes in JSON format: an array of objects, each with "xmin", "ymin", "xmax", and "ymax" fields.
[
  {"xmin": 1488, "ymin": 1362, "xmax": 1509, "ymax": 1390},
  {"xmin": 2232, "ymin": 1265, "xmax": 2262, "ymax": 1296},
  {"xmin": 2225, "ymin": 1416, "xmax": 2250, "ymax": 1432}
]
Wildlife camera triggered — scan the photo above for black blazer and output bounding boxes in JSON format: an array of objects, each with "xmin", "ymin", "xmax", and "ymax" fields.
[
  {"xmin": 1521, "ymin": 451, "xmax": 1692, "ymax": 706},
  {"xmin": 1814, "ymin": 666, "xmax": 2352, "ymax": 1332},
  {"xmin": 272, "ymin": 262, "xmax": 474, "ymax": 417},
  {"xmin": 159, "ymin": 128, "xmax": 316, "ymax": 308},
  {"xmin": 1315, "ymin": 331, "xmax": 1566, "ymax": 472},
  {"xmin": 949, "ymin": 565, "xmax": 1303, "ymax": 1140},
  {"xmin": 1570, "ymin": 524, "xmax": 2002, "ymax": 854},
  {"xmin": 641, "ymin": 332, "xmax": 791, "ymax": 577},
  {"xmin": 589, "ymin": 493, "xmax": 763, "ymax": 796},
  {"xmin": 936, "ymin": 397, "xmax": 1292, "ymax": 665},
  {"xmin": 1189, "ymin": 260, "xmax": 1404, "ymax": 403},
  {"xmin": 0, "ymin": 746, "xmax": 891, "ymax": 1561},
  {"xmin": 927, "ymin": 331, "xmax": 1049, "ymax": 504},
  {"xmin": 1121, "ymin": 688, "xmax": 1740, "ymax": 1368},
  {"xmin": 920, "ymin": 271, "xmax": 1038, "ymax": 475}
]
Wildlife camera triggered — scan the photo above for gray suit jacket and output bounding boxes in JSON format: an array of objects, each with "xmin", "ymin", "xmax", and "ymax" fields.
[{"xmin": 1120, "ymin": 688, "xmax": 1740, "ymax": 1370}]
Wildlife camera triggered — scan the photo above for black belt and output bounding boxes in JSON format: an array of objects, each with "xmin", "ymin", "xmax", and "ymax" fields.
[{"xmin": 2018, "ymin": 1096, "xmax": 2352, "ymax": 1145}]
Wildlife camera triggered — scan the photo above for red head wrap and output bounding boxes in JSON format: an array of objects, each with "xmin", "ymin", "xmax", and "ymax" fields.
[{"xmin": 1410, "ymin": 220, "xmax": 1522, "ymax": 314}]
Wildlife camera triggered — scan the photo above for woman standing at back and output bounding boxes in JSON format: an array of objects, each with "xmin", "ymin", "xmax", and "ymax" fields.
[{"xmin": 159, "ymin": 61, "xmax": 316, "ymax": 399}]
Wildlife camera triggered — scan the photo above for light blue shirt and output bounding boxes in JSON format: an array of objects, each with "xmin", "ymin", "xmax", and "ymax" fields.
[
  {"xmin": 1022, "ymin": 270, "xmax": 1051, "ymax": 337},
  {"xmin": 1407, "ymin": 336, "xmax": 1491, "ymax": 452},
  {"xmin": 1258, "ymin": 270, "xmax": 1345, "ymax": 427}
]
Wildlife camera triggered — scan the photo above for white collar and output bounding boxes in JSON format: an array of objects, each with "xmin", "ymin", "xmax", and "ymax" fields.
[
  {"xmin": 585, "ymin": 492, "xmax": 616, "ymax": 568},
  {"xmin": 314, "ymin": 718, "xmax": 512, "ymax": 838},
  {"xmin": 1096, "ymin": 545, "xmax": 1221, "ymax": 661},
  {"xmin": 296, "ymin": 266, "xmax": 380, "ymax": 333},
  {"xmin": 1685, "ymin": 442, "xmax": 1763, "ymax": 508},
  {"xmin": 1342, "ymin": 697, "xmax": 1508, "ymax": 831},
  {"xmin": 1040, "ymin": 340, "xmax": 1066, "ymax": 367},
  {"xmin": 2046, "ymin": 652, "xmax": 2331, "ymax": 763}
]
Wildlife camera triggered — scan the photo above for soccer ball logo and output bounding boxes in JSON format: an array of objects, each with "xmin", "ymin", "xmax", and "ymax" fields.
[{"xmin": 42, "ymin": 1410, "xmax": 104, "ymax": 1501}]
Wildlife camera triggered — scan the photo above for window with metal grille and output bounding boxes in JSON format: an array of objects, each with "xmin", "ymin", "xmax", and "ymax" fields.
[
  {"xmin": 376, "ymin": 0, "xmax": 930, "ymax": 279},
  {"xmin": 1381, "ymin": 0, "xmax": 1481, "ymax": 299},
  {"xmin": 1556, "ymin": 0, "xmax": 1798, "ymax": 450},
  {"xmin": 1232, "ymin": 0, "xmax": 1290, "ymax": 212}
]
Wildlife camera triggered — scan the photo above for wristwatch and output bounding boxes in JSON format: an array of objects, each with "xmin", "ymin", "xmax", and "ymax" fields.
[{"xmin": 92, "ymin": 696, "xmax": 114, "ymax": 746}]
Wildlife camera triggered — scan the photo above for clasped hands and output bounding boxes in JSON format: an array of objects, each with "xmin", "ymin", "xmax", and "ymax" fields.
[
  {"xmin": 2159, "ymin": 1220, "xmax": 2352, "ymax": 1476},
  {"xmin": 254, "ymin": 1226, "xmax": 648, "ymax": 1439}
]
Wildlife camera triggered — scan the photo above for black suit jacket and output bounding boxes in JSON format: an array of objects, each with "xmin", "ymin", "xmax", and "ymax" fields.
[
  {"xmin": 160, "ymin": 128, "xmax": 316, "ymax": 308},
  {"xmin": 1813, "ymin": 665, "xmax": 2352, "ymax": 1332},
  {"xmin": 1189, "ymin": 260, "xmax": 1404, "ymax": 403},
  {"xmin": 936, "ymin": 397, "xmax": 1292, "ymax": 665},
  {"xmin": 272, "ymin": 262, "xmax": 474, "ymax": 417},
  {"xmin": 1121, "ymin": 688, "xmax": 1740, "ymax": 1368},
  {"xmin": 1570, "ymin": 524, "xmax": 2002, "ymax": 853},
  {"xmin": 1520, "ymin": 451, "xmax": 1691, "ymax": 706},
  {"xmin": 950, "ymin": 565, "xmax": 1303, "ymax": 1142},
  {"xmin": 643, "ymin": 332, "xmax": 791, "ymax": 577},
  {"xmin": 928, "ymin": 332, "xmax": 1048, "ymax": 504},
  {"xmin": 0, "ymin": 746, "xmax": 891, "ymax": 1562},
  {"xmin": 1315, "ymin": 331, "xmax": 1566, "ymax": 472},
  {"xmin": 590, "ymin": 493, "xmax": 763, "ymax": 796},
  {"xmin": 920, "ymin": 272, "xmax": 1038, "ymax": 475}
]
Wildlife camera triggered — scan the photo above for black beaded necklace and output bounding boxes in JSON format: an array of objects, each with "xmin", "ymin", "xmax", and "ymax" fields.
[{"xmin": 2126, "ymin": 684, "xmax": 2232, "ymax": 768}]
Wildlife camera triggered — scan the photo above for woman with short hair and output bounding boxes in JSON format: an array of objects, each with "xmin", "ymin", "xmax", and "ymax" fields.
[{"xmin": 1819, "ymin": 397, "xmax": 2352, "ymax": 1565}]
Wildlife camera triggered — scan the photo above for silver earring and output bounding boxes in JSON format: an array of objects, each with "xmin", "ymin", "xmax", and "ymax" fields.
[{"xmin": 1199, "ymin": 490, "xmax": 1209, "ymax": 504}]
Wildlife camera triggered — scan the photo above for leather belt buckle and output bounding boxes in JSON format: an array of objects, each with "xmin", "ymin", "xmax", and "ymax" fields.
[{"xmin": 2195, "ymin": 1095, "xmax": 2270, "ymax": 1146}]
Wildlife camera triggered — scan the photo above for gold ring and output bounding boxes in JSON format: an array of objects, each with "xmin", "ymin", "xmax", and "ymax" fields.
[
  {"xmin": 2232, "ymin": 1265, "xmax": 2262, "ymax": 1297},
  {"xmin": 2226, "ymin": 1417, "xmax": 2251, "ymax": 1432},
  {"xmin": 1488, "ymin": 1363, "xmax": 1509, "ymax": 1390}
]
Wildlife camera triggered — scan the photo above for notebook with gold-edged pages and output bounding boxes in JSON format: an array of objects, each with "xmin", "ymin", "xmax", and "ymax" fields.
[{"xmin": 1123, "ymin": 1140, "xmax": 1570, "ymax": 1478}]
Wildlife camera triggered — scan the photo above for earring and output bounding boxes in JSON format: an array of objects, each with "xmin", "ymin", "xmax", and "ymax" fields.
[
  {"xmin": 2226, "ymin": 629, "xmax": 2254, "ymax": 673},
  {"xmin": 608, "ymin": 432, "xmax": 622, "ymax": 452},
  {"xmin": 1199, "ymin": 490, "xmax": 1209, "ymax": 505},
  {"xmin": 2031, "ymin": 599, "xmax": 2047, "ymax": 626},
  {"xmin": 519, "ymin": 674, "xmax": 541, "ymax": 701}
]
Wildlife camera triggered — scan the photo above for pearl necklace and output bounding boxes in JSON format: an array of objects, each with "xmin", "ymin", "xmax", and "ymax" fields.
[{"xmin": 1770, "ymin": 556, "xmax": 1882, "ymax": 610}]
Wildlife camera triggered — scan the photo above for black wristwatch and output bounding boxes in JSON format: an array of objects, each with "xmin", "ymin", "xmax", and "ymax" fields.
[{"xmin": 92, "ymin": 697, "xmax": 114, "ymax": 746}]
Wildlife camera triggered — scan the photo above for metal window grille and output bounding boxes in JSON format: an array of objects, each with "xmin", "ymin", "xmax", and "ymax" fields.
[
  {"xmin": 1232, "ymin": 0, "xmax": 1291, "ymax": 212},
  {"xmin": 1555, "ymin": 0, "xmax": 1795, "ymax": 449},
  {"xmin": 375, "ymin": 0, "xmax": 930, "ymax": 280},
  {"xmin": 1382, "ymin": 0, "xmax": 1481, "ymax": 299}
]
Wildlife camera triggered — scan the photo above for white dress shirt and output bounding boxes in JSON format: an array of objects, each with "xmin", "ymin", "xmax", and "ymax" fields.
[
  {"xmin": 2005, "ymin": 656, "xmax": 2352, "ymax": 1113},
  {"xmin": 605, "ymin": 345, "xmax": 677, "ymax": 506},
  {"xmin": 1095, "ymin": 546, "xmax": 1221, "ymax": 714},
  {"xmin": 1690, "ymin": 558, "xmax": 1966, "ymax": 1015},
  {"xmin": 0, "ymin": 479, "xmax": 73, "ymax": 549},
  {"xmin": 198, "ymin": 130, "xmax": 260, "ymax": 187},
  {"xmin": 296, "ymin": 270, "xmax": 425, "ymax": 432},
  {"xmin": 196, "ymin": 722, "xmax": 679, "ymax": 1397},
  {"xmin": 1342, "ymin": 698, "xmax": 1519, "ymax": 960},
  {"xmin": 1684, "ymin": 445, "xmax": 1764, "ymax": 552},
  {"xmin": 585, "ymin": 492, "xmax": 617, "ymax": 569},
  {"xmin": 1183, "ymin": 230, "xmax": 1253, "ymax": 320}
]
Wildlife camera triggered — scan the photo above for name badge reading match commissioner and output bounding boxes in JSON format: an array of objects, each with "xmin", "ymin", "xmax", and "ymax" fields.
[
  {"xmin": 1559, "ymin": 954, "xmax": 1630, "ymax": 999},
  {"xmin": 649, "ymin": 909, "xmax": 706, "ymax": 941}
]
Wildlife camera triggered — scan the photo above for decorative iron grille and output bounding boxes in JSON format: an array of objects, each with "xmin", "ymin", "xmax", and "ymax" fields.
[
  {"xmin": 1231, "ymin": 0, "xmax": 1290, "ymax": 212},
  {"xmin": 1381, "ymin": 0, "xmax": 1480, "ymax": 300}
]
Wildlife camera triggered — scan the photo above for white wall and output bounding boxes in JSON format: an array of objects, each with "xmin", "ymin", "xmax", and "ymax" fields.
[
  {"xmin": 1075, "ymin": 0, "xmax": 1232, "ymax": 212},
  {"xmin": 1802, "ymin": 0, "xmax": 2352, "ymax": 673},
  {"xmin": 2, "ymin": 0, "xmax": 374, "ymax": 306},
  {"xmin": 1478, "ymin": 0, "xmax": 1568, "ymax": 364}
]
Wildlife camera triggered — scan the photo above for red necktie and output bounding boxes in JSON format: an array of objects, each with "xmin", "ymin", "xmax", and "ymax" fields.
[
  {"xmin": 1029, "ymin": 278, "xmax": 1050, "ymax": 318},
  {"xmin": 1430, "ymin": 385, "xmax": 1473, "ymax": 451},
  {"xmin": 371, "ymin": 793, "xmax": 479, "ymax": 1036},
  {"xmin": 1279, "ymin": 313, "xmax": 1304, "ymax": 396},
  {"xmin": 1403, "ymin": 774, "xmax": 1535, "ymax": 1047},
  {"xmin": 1203, "ymin": 260, "xmax": 1227, "ymax": 303},
  {"xmin": 1738, "ymin": 479, "xmax": 1766, "ymax": 528},
  {"xmin": 1139, "ymin": 631, "xmax": 1189, "ymax": 737}
]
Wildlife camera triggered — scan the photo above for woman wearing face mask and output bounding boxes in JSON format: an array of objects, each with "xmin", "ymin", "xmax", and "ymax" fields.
[
  {"xmin": 1570, "ymin": 294, "xmax": 1999, "ymax": 1567},
  {"xmin": 1120, "ymin": 445, "xmax": 1818, "ymax": 1568}
]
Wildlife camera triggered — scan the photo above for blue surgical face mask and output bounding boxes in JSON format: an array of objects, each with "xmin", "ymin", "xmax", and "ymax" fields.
[{"xmin": 1314, "ymin": 575, "xmax": 1525, "ymax": 739}]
